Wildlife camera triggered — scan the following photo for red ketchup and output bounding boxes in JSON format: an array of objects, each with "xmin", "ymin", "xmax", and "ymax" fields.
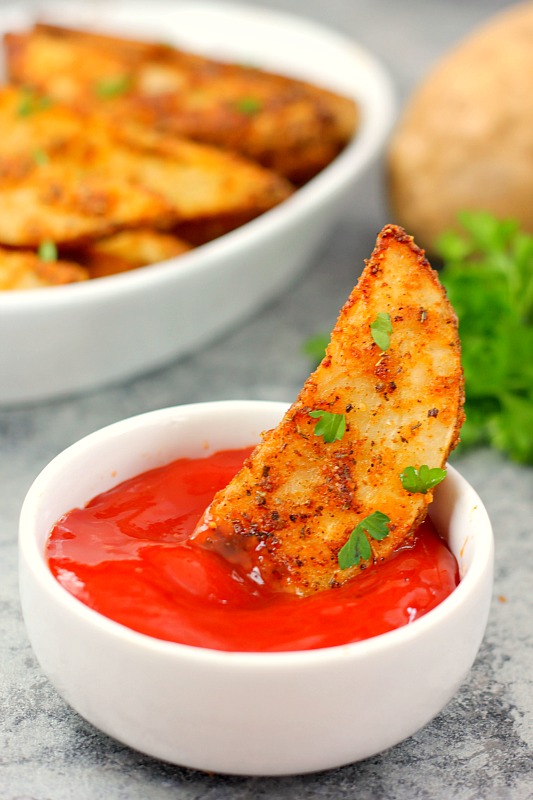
[{"xmin": 47, "ymin": 447, "xmax": 459, "ymax": 652}]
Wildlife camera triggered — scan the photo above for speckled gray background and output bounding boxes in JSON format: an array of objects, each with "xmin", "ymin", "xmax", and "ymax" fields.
[{"xmin": 1, "ymin": 1, "xmax": 532, "ymax": 798}]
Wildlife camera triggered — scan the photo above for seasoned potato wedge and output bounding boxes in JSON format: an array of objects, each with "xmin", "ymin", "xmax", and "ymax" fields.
[
  {"xmin": 0, "ymin": 153, "xmax": 172, "ymax": 248},
  {"xmin": 0, "ymin": 85, "xmax": 86, "ymax": 180},
  {"xmin": 0, "ymin": 85, "xmax": 291, "ymax": 247},
  {"xmin": 104, "ymin": 127, "xmax": 293, "ymax": 235},
  {"xmin": 0, "ymin": 246, "xmax": 88, "ymax": 289},
  {"xmin": 196, "ymin": 225, "xmax": 464, "ymax": 595},
  {"xmin": 79, "ymin": 228, "xmax": 192, "ymax": 278},
  {"xmin": 0, "ymin": 88, "xmax": 173, "ymax": 246},
  {"xmin": 4, "ymin": 23, "xmax": 358, "ymax": 183}
]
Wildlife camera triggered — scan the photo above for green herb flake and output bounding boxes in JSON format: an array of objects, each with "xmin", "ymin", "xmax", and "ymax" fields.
[
  {"xmin": 17, "ymin": 88, "xmax": 52, "ymax": 118},
  {"xmin": 370, "ymin": 312, "xmax": 392, "ymax": 350},
  {"xmin": 38, "ymin": 240, "xmax": 58, "ymax": 263},
  {"xmin": 309, "ymin": 409, "xmax": 346, "ymax": 443},
  {"xmin": 437, "ymin": 210, "xmax": 533, "ymax": 464},
  {"xmin": 32, "ymin": 148, "xmax": 49, "ymax": 166},
  {"xmin": 400, "ymin": 465, "xmax": 447, "ymax": 494},
  {"xmin": 302, "ymin": 332, "xmax": 329, "ymax": 365},
  {"xmin": 233, "ymin": 96, "xmax": 262, "ymax": 115},
  {"xmin": 338, "ymin": 511, "xmax": 391, "ymax": 570},
  {"xmin": 94, "ymin": 75, "xmax": 132, "ymax": 99}
]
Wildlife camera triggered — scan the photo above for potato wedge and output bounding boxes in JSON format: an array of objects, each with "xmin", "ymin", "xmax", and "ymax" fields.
[
  {"xmin": 4, "ymin": 23, "xmax": 358, "ymax": 183},
  {"xmin": 0, "ymin": 87, "xmax": 174, "ymax": 247},
  {"xmin": 0, "ymin": 155, "xmax": 172, "ymax": 248},
  {"xmin": 0, "ymin": 85, "xmax": 86, "ymax": 180},
  {"xmin": 0, "ymin": 84, "xmax": 291, "ymax": 247},
  {"xmin": 79, "ymin": 228, "xmax": 192, "ymax": 278},
  {"xmin": 196, "ymin": 225, "xmax": 465, "ymax": 595},
  {"xmin": 0, "ymin": 246, "xmax": 88, "ymax": 290},
  {"xmin": 104, "ymin": 127, "xmax": 293, "ymax": 235}
]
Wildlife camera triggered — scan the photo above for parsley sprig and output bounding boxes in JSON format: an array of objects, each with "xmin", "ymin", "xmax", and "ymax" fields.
[
  {"xmin": 370, "ymin": 312, "xmax": 392, "ymax": 350},
  {"xmin": 438, "ymin": 211, "xmax": 533, "ymax": 463},
  {"xmin": 338, "ymin": 511, "xmax": 390, "ymax": 569},
  {"xmin": 309, "ymin": 409, "xmax": 346, "ymax": 443},
  {"xmin": 400, "ymin": 465, "xmax": 446, "ymax": 494},
  {"xmin": 17, "ymin": 88, "xmax": 52, "ymax": 117},
  {"xmin": 302, "ymin": 333, "xmax": 329, "ymax": 364}
]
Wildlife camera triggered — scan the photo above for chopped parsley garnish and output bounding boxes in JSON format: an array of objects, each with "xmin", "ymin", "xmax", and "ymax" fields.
[
  {"xmin": 32, "ymin": 148, "xmax": 49, "ymax": 166},
  {"xmin": 338, "ymin": 511, "xmax": 391, "ymax": 569},
  {"xmin": 400, "ymin": 465, "xmax": 447, "ymax": 494},
  {"xmin": 38, "ymin": 240, "xmax": 57, "ymax": 262},
  {"xmin": 370, "ymin": 312, "xmax": 392, "ymax": 350},
  {"xmin": 233, "ymin": 96, "xmax": 262, "ymax": 115},
  {"xmin": 94, "ymin": 75, "xmax": 132, "ymax": 99},
  {"xmin": 438, "ymin": 210, "xmax": 533, "ymax": 463},
  {"xmin": 309, "ymin": 409, "xmax": 346, "ymax": 443},
  {"xmin": 302, "ymin": 332, "xmax": 329, "ymax": 365},
  {"xmin": 17, "ymin": 88, "xmax": 52, "ymax": 117}
]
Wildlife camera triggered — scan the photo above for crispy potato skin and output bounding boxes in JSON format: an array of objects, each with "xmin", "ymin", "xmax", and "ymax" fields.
[
  {"xmin": 4, "ymin": 24, "xmax": 358, "ymax": 184},
  {"xmin": 197, "ymin": 225, "xmax": 465, "ymax": 595}
]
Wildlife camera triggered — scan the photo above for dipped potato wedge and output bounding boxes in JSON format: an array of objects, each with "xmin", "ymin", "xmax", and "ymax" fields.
[
  {"xmin": 195, "ymin": 225, "xmax": 465, "ymax": 595},
  {"xmin": 4, "ymin": 23, "xmax": 358, "ymax": 183}
]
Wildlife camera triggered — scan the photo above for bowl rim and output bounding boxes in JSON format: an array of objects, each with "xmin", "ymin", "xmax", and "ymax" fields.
[
  {"xmin": 0, "ymin": 0, "xmax": 395, "ymax": 309},
  {"xmin": 19, "ymin": 400, "xmax": 494, "ymax": 669}
]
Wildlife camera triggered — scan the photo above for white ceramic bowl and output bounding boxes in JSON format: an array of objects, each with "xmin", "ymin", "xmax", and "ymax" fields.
[
  {"xmin": 19, "ymin": 400, "xmax": 494, "ymax": 776},
  {"xmin": 0, "ymin": 1, "xmax": 395, "ymax": 406}
]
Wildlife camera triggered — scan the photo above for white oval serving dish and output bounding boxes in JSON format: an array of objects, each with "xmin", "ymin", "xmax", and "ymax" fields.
[
  {"xmin": 0, "ymin": 2, "xmax": 395, "ymax": 406},
  {"xmin": 19, "ymin": 400, "xmax": 494, "ymax": 775}
]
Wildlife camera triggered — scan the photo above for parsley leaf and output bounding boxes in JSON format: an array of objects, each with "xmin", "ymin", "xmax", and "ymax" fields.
[
  {"xmin": 302, "ymin": 332, "xmax": 329, "ymax": 365},
  {"xmin": 400, "ymin": 465, "xmax": 447, "ymax": 494},
  {"xmin": 94, "ymin": 75, "xmax": 132, "ymax": 98},
  {"xmin": 438, "ymin": 210, "xmax": 533, "ymax": 463},
  {"xmin": 17, "ymin": 88, "xmax": 52, "ymax": 117},
  {"xmin": 338, "ymin": 511, "xmax": 391, "ymax": 569},
  {"xmin": 233, "ymin": 96, "xmax": 262, "ymax": 115},
  {"xmin": 309, "ymin": 409, "xmax": 346, "ymax": 443},
  {"xmin": 370, "ymin": 312, "xmax": 392, "ymax": 350},
  {"xmin": 32, "ymin": 148, "xmax": 49, "ymax": 166},
  {"xmin": 38, "ymin": 240, "xmax": 57, "ymax": 262}
]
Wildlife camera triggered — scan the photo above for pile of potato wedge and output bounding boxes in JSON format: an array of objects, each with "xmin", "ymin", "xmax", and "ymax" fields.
[{"xmin": 0, "ymin": 24, "xmax": 358, "ymax": 290}]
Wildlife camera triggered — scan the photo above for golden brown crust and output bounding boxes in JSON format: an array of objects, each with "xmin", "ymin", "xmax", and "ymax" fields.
[
  {"xmin": 4, "ymin": 23, "xmax": 358, "ymax": 184},
  {"xmin": 0, "ymin": 84, "xmax": 291, "ymax": 248},
  {"xmin": 196, "ymin": 225, "xmax": 465, "ymax": 594}
]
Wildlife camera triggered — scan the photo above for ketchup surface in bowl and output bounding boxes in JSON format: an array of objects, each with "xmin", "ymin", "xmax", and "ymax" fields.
[{"xmin": 46, "ymin": 447, "xmax": 459, "ymax": 652}]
